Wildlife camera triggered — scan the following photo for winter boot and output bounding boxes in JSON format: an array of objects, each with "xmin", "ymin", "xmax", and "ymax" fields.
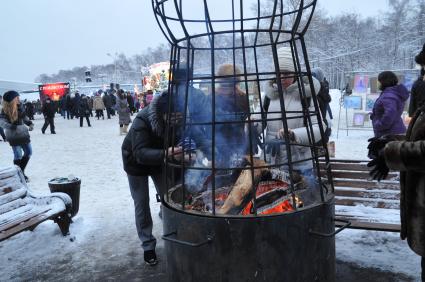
[{"xmin": 14, "ymin": 158, "xmax": 29, "ymax": 182}]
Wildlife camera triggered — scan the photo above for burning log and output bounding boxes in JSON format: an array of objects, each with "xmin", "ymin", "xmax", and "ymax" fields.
[{"xmin": 218, "ymin": 158, "xmax": 269, "ymax": 214}]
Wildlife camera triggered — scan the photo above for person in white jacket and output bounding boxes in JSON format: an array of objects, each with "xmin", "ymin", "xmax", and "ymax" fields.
[{"xmin": 263, "ymin": 47, "xmax": 322, "ymax": 187}]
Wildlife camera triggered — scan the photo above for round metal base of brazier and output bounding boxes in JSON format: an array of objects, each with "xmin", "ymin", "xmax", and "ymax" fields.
[{"xmin": 162, "ymin": 198, "xmax": 335, "ymax": 282}]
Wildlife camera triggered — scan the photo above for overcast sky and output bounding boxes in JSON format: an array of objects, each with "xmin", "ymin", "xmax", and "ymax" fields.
[{"xmin": 0, "ymin": 0, "xmax": 388, "ymax": 82}]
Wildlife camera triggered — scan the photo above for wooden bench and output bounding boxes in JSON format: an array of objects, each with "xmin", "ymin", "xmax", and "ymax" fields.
[
  {"xmin": 320, "ymin": 159, "xmax": 401, "ymax": 233},
  {"xmin": 0, "ymin": 166, "xmax": 72, "ymax": 242}
]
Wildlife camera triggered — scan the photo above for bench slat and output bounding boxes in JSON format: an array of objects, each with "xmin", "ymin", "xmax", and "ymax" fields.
[
  {"xmin": 0, "ymin": 187, "xmax": 13, "ymax": 197},
  {"xmin": 0, "ymin": 208, "xmax": 51, "ymax": 232},
  {"xmin": 0, "ymin": 213, "xmax": 52, "ymax": 242},
  {"xmin": 333, "ymin": 179, "xmax": 400, "ymax": 190},
  {"xmin": 321, "ymin": 170, "xmax": 398, "ymax": 180},
  {"xmin": 336, "ymin": 197, "xmax": 399, "ymax": 209},
  {"xmin": 335, "ymin": 189, "xmax": 400, "ymax": 200},
  {"xmin": 335, "ymin": 217, "xmax": 401, "ymax": 232},
  {"xmin": 320, "ymin": 162, "xmax": 370, "ymax": 171}
]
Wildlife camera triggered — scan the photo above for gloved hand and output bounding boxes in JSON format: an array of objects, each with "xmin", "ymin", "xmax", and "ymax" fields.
[
  {"xmin": 265, "ymin": 139, "xmax": 283, "ymax": 157},
  {"xmin": 28, "ymin": 124, "xmax": 34, "ymax": 131},
  {"xmin": 367, "ymin": 135, "xmax": 397, "ymax": 159},
  {"xmin": 367, "ymin": 149, "xmax": 389, "ymax": 181}
]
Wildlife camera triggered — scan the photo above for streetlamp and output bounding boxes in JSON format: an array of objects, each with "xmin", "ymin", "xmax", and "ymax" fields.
[{"xmin": 106, "ymin": 52, "xmax": 118, "ymax": 83}]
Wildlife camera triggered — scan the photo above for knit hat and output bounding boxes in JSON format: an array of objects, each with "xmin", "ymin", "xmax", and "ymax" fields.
[
  {"xmin": 3, "ymin": 90, "xmax": 19, "ymax": 102},
  {"xmin": 277, "ymin": 47, "xmax": 295, "ymax": 72}
]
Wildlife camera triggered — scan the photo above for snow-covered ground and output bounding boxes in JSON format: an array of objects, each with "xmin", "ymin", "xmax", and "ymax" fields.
[{"xmin": 0, "ymin": 91, "xmax": 421, "ymax": 281}]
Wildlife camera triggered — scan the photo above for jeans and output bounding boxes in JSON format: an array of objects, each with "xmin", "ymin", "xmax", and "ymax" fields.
[
  {"xmin": 127, "ymin": 173, "xmax": 165, "ymax": 251},
  {"xmin": 12, "ymin": 143, "xmax": 32, "ymax": 160},
  {"xmin": 422, "ymin": 257, "xmax": 424, "ymax": 282}
]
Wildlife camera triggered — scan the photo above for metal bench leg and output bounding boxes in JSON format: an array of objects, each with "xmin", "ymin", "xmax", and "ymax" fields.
[{"xmin": 54, "ymin": 213, "xmax": 72, "ymax": 236}]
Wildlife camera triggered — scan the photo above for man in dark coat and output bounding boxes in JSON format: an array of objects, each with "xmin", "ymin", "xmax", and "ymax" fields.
[
  {"xmin": 103, "ymin": 92, "xmax": 113, "ymax": 119},
  {"xmin": 24, "ymin": 100, "xmax": 35, "ymax": 120},
  {"xmin": 110, "ymin": 92, "xmax": 117, "ymax": 116},
  {"xmin": 121, "ymin": 92, "xmax": 183, "ymax": 266},
  {"xmin": 78, "ymin": 95, "xmax": 91, "ymax": 127},
  {"xmin": 41, "ymin": 98, "xmax": 56, "ymax": 134},
  {"xmin": 65, "ymin": 94, "xmax": 73, "ymax": 119}
]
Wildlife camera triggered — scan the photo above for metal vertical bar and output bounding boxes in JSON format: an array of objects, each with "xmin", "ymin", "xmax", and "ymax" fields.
[
  {"xmin": 203, "ymin": 0, "xmax": 216, "ymax": 215},
  {"xmin": 239, "ymin": 0, "xmax": 258, "ymax": 215},
  {"xmin": 299, "ymin": 35, "xmax": 335, "ymax": 197},
  {"xmin": 164, "ymin": 44, "xmax": 178, "ymax": 204}
]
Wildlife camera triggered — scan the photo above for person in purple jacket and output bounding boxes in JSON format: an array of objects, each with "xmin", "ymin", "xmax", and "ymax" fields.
[{"xmin": 370, "ymin": 71, "xmax": 409, "ymax": 138}]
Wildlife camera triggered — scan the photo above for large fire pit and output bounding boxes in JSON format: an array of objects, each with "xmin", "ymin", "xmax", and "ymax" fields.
[{"xmin": 151, "ymin": 0, "xmax": 345, "ymax": 281}]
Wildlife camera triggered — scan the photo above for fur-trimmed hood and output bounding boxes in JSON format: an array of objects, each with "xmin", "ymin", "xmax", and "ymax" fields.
[{"xmin": 147, "ymin": 94, "xmax": 166, "ymax": 138}]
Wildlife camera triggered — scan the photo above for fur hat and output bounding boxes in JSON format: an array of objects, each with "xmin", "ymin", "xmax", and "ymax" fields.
[
  {"xmin": 277, "ymin": 47, "xmax": 295, "ymax": 72},
  {"xmin": 3, "ymin": 90, "xmax": 19, "ymax": 102},
  {"xmin": 217, "ymin": 64, "xmax": 242, "ymax": 78}
]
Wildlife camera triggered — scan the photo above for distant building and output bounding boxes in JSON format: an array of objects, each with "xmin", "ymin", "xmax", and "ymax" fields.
[{"xmin": 0, "ymin": 80, "xmax": 40, "ymax": 100}]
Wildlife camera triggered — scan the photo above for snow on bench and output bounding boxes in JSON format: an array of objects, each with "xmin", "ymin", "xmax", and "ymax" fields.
[
  {"xmin": 0, "ymin": 166, "xmax": 73, "ymax": 242},
  {"xmin": 320, "ymin": 159, "xmax": 401, "ymax": 233}
]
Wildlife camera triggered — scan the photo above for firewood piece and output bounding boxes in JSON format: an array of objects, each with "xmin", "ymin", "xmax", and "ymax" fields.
[{"xmin": 218, "ymin": 158, "xmax": 268, "ymax": 214}]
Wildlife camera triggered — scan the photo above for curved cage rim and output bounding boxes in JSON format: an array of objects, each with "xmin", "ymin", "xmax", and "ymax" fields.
[
  {"xmin": 152, "ymin": 2, "xmax": 314, "ymax": 24},
  {"xmin": 163, "ymin": 195, "xmax": 335, "ymax": 219},
  {"xmin": 152, "ymin": 0, "xmax": 317, "ymax": 44}
]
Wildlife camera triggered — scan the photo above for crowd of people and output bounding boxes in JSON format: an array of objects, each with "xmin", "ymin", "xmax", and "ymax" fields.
[
  {"xmin": 2, "ymin": 45, "xmax": 425, "ymax": 278},
  {"xmin": 0, "ymin": 88, "xmax": 152, "ymax": 182}
]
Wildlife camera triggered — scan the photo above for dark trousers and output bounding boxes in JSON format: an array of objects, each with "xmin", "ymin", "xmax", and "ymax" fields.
[
  {"xmin": 127, "ymin": 173, "xmax": 164, "ymax": 251},
  {"xmin": 80, "ymin": 116, "xmax": 91, "ymax": 127},
  {"xmin": 106, "ymin": 107, "xmax": 111, "ymax": 119},
  {"xmin": 95, "ymin": 110, "xmax": 104, "ymax": 119},
  {"xmin": 64, "ymin": 110, "xmax": 70, "ymax": 119},
  {"xmin": 42, "ymin": 117, "xmax": 55, "ymax": 133},
  {"xmin": 89, "ymin": 110, "xmax": 93, "ymax": 117}
]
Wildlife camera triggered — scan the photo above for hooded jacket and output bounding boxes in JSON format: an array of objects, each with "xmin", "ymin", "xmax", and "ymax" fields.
[
  {"xmin": 121, "ymin": 94, "xmax": 169, "ymax": 176},
  {"xmin": 384, "ymin": 103, "xmax": 425, "ymax": 257},
  {"xmin": 371, "ymin": 84, "xmax": 409, "ymax": 138},
  {"xmin": 0, "ymin": 105, "xmax": 33, "ymax": 146},
  {"xmin": 264, "ymin": 77, "xmax": 322, "ymax": 171}
]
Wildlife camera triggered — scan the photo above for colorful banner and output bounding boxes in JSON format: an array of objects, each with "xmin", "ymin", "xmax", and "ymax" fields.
[{"xmin": 39, "ymin": 82, "xmax": 70, "ymax": 102}]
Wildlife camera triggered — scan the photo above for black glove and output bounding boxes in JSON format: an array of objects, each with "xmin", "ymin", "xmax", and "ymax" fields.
[
  {"xmin": 367, "ymin": 149, "xmax": 389, "ymax": 181},
  {"xmin": 367, "ymin": 135, "xmax": 397, "ymax": 159},
  {"xmin": 265, "ymin": 139, "xmax": 283, "ymax": 157}
]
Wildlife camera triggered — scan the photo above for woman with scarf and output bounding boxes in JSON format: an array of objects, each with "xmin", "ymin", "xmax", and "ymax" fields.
[{"xmin": 0, "ymin": 91, "xmax": 34, "ymax": 181}]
